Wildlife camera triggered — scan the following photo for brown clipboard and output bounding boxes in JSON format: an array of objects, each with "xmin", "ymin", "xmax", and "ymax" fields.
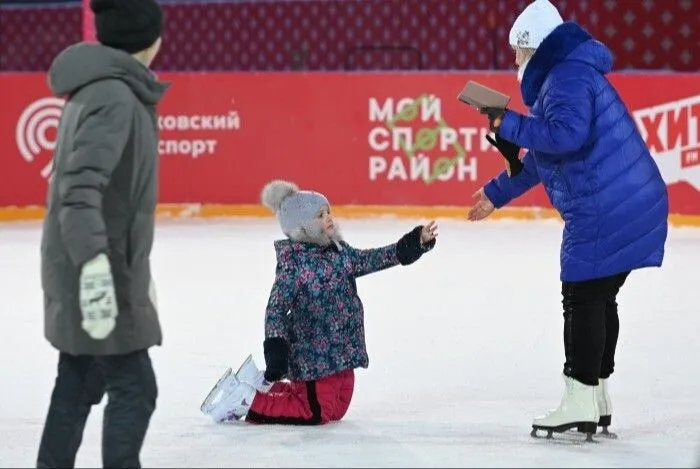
[{"xmin": 457, "ymin": 80, "xmax": 511, "ymax": 111}]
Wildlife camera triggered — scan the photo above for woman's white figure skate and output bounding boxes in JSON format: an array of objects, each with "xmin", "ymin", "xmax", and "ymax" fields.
[
  {"xmin": 594, "ymin": 378, "xmax": 616, "ymax": 437},
  {"xmin": 531, "ymin": 374, "xmax": 599, "ymax": 442},
  {"xmin": 574, "ymin": 377, "xmax": 617, "ymax": 439},
  {"xmin": 200, "ymin": 354, "xmax": 272, "ymax": 423}
]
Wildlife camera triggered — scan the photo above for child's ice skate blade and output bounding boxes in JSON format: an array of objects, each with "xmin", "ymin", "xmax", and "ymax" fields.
[
  {"xmin": 202, "ymin": 375, "xmax": 256, "ymax": 423},
  {"xmin": 200, "ymin": 367, "xmax": 236, "ymax": 414},
  {"xmin": 200, "ymin": 359, "xmax": 262, "ymax": 423},
  {"xmin": 235, "ymin": 354, "xmax": 273, "ymax": 393}
]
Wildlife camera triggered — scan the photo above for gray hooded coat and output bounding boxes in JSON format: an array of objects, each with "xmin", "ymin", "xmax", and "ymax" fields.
[{"xmin": 41, "ymin": 43, "xmax": 169, "ymax": 356}]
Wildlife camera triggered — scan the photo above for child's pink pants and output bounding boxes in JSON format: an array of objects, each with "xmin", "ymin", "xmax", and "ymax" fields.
[{"xmin": 246, "ymin": 369, "xmax": 354, "ymax": 425}]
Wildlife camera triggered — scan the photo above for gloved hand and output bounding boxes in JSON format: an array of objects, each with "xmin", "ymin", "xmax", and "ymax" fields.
[
  {"xmin": 79, "ymin": 253, "xmax": 118, "ymax": 340},
  {"xmin": 263, "ymin": 337, "xmax": 289, "ymax": 382},
  {"xmin": 479, "ymin": 107, "xmax": 506, "ymax": 132},
  {"xmin": 485, "ymin": 133, "xmax": 524, "ymax": 177},
  {"xmin": 396, "ymin": 225, "xmax": 436, "ymax": 266}
]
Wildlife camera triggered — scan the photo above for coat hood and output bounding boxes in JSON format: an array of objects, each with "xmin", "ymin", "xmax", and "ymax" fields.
[
  {"xmin": 48, "ymin": 42, "xmax": 169, "ymax": 105},
  {"xmin": 520, "ymin": 22, "xmax": 614, "ymax": 106}
]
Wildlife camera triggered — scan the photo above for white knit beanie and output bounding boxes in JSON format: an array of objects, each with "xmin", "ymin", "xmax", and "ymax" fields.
[{"xmin": 509, "ymin": 0, "xmax": 564, "ymax": 49}]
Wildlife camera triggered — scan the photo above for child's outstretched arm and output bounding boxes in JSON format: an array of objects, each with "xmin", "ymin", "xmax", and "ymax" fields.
[{"xmin": 348, "ymin": 223, "xmax": 437, "ymax": 278}]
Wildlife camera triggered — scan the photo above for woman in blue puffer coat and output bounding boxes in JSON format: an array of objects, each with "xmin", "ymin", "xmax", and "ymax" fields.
[{"xmin": 468, "ymin": 0, "xmax": 669, "ymax": 440}]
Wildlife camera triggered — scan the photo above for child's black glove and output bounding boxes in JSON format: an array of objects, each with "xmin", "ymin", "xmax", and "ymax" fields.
[
  {"xmin": 263, "ymin": 337, "xmax": 289, "ymax": 382},
  {"xmin": 485, "ymin": 133, "xmax": 523, "ymax": 177},
  {"xmin": 396, "ymin": 225, "xmax": 436, "ymax": 266}
]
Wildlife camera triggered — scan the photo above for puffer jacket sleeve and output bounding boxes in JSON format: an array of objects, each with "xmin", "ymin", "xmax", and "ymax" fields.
[
  {"xmin": 498, "ymin": 67, "xmax": 595, "ymax": 155},
  {"xmin": 58, "ymin": 91, "xmax": 135, "ymax": 267},
  {"xmin": 345, "ymin": 244, "xmax": 400, "ymax": 278},
  {"xmin": 264, "ymin": 245, "xmax": 300, "ymax": 340},
  {"xmin": 483, "ymin": 151, "xmax": 540, "ymax": 208}
]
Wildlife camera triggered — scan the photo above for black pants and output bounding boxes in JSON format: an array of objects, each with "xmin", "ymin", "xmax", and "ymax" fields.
[
  {"xmin": 37, "ymin": 349, "xmax": 158, "ymax": 469},
  {"xmin": 562, "ymin": 271, "xmax": 630, "ymax": 386}
]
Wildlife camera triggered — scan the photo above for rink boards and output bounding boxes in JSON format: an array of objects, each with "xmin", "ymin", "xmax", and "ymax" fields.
[{"xmin": 1, "ymin": 71, "xmax": 699, "ymax": 225}]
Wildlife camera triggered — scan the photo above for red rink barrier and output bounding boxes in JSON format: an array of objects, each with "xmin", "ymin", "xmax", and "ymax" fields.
[{"xmin": 1, "ymin": 72, "xmax": 698, "ymax": 224}]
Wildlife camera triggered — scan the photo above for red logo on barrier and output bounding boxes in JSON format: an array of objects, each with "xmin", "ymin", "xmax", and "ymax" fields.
[{"xmin": 633, "ymin": 95, "xmax": 700, "ymax": 191}]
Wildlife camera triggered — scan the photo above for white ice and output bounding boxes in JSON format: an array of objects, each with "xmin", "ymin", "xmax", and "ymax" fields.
[{"xmin": 1, "ymin": 217, "xmax": 699, "ymax": 468}]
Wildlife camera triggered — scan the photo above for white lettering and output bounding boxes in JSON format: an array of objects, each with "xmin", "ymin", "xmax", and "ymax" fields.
[
  {"xmin": 212, "ymin": 116, "xmax": 227, "ymax": 129},
  {"xmin": 369, "ymin": 95, "xmax": 442, "ymax": 124},
  {"xmin": 367, "ymin": 155, "xmax": 479, "ymax": 182},
  {"xmin": 158, "ymin": 114, "xmax": 241, "ymax": 132},
  {"xmin": 387, "ymin": 156, "xmax": 409, "ymax": 180},
  {"xmin": 393, "ymin": 127, "xmax": 412, "ymax": 152},
  {"xmin": 456, "ymin": 156, "xmax": 478, "ymax": 181},
  {"xmin": 421, "ymin": 94, "xmax": 442, "ymax": 122},
  {"xmin": 160, "ymin": 116, "xmax": 177, "ymax": 130},
  {"xmin": 410, "ymin": 155, "xmax": 430, "ymax": 180},
  {"xmin": 480, "ymin": 128, "xmax": 499, "ymax": 152},
  {"xmin": 158, "ymin": 139, "xmax": 218, "ymax": 158},
  {"xmin": 368, "ymin": 127, "xmax": 390, "ymax": 151},
  {"xmin": 369, "ymin": 98, "xmax": 393, "ymax": 122},
  {"xmin": 228, "ymin": 111, "xmax": 241, "ymax": 130},
  {"xmin": 176, "ymin": 116, "xmax": 189, "ymax": 130},
  {"xmin": 439, "ymin": 127, "xmax": 458, "ymax": 151},
  {"xmin": 368, "ymin": 156, "xmax": 388, "ymax": 180},
  {"xmin": 456, "ymin": 127, "xmax": 477, "ymax": 151}
]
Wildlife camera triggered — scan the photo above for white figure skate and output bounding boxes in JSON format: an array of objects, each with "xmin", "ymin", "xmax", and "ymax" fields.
[
  {"xmin": 531, "ymin": 374, "xmax": 599, "ymax": 442},
  {"xmin": 236, "ymin": 354, "xmax": 273, "ymax": 393},
  {"xmin": 200, "ymin": 354, "xmax": 264, "ymax": 423},
  {"xmin": 595, "ymin": 377, "xmax": 616, "ymax": 437},
  {"xmin": 575, "ymin": 377, "xmax": 617, "ymax": 438}
]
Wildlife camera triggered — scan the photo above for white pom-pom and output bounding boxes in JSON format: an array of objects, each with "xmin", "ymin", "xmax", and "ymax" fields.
[{"xmin": 261, "ymin": 180, "xmax": 299, "ymax": 213}]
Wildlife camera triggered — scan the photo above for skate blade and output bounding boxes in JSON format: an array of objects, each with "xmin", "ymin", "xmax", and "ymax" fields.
[
  {"xmin": 200, "ymin": 367, "xmax": 234, "ymax": 414},
  {"xmin": 531, "ymin": 422, "xmax": 599, "ymax": 444},
  {"xmin": 577, "ymin": 423, "xmax": 619, "ymax": 439},
  {"xmin": 598, "ymin": 427, "xmax": 618, "ymax": 439},
  {"xmin": 234, "ymin": 353, "xmax": 254, "ymax": 378},
  {"xmin": 233, "ymin": 353, "xmax": 273, "ymax": 393}
]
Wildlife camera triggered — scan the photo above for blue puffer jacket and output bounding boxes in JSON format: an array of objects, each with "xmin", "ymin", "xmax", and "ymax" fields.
[{"xmin": 484, "ymin": 22, "xmax": 669, "ymax": 282}]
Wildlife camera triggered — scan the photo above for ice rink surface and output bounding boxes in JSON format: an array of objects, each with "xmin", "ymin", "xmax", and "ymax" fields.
[{"xmin": 1, "ymin": 216, "xmax": 699, "ymax": 468}]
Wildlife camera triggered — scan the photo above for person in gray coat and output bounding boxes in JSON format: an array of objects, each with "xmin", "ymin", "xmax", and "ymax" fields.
[{"xmin": 37, "ymin": 0, "xmax": 169, "ymax": 467}]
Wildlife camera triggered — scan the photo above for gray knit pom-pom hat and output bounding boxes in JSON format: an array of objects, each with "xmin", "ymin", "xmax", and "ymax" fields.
[{"xmin": 261, "ymin": 180, "xmax": 331, "ymax": 243}]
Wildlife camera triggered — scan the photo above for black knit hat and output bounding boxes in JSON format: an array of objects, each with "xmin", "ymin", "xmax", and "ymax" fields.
[{"xmin": 91, "ymin": 0, "xmax": 163, "ymax": 54}]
